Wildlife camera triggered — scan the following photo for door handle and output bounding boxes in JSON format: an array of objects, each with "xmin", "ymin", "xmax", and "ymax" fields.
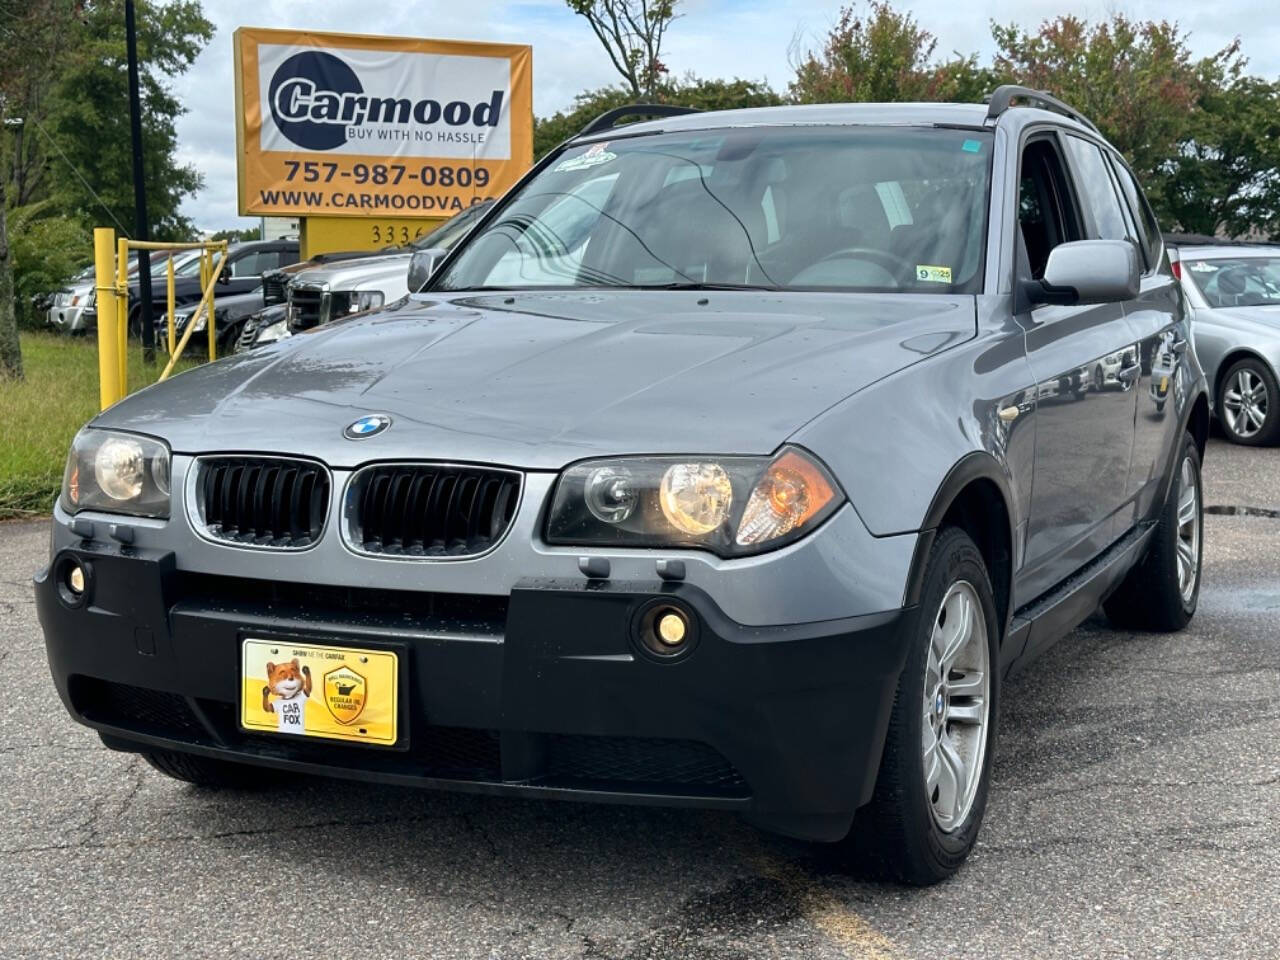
[
  {"xmin": 1117, "ymin": 363, "xmax": 1142, "ymax": 384},
  {"xmin": 1170, "ymin": 337, "xmax": 1189, "ymax": 356},
  {"xmin": 998, "ymin": 405, "xmax": 1020, "ymax": 423}
]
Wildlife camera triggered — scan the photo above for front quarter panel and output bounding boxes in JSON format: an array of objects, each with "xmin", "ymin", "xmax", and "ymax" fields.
[{"xmin": 791, "ymin": 296, "xmax": 1034, "ymax": 543}]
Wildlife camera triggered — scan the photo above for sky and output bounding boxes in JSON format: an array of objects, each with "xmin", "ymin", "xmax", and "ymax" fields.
[{"xmin": 170, "ymin": 0, "xmax": 1280, "ymax": 231}]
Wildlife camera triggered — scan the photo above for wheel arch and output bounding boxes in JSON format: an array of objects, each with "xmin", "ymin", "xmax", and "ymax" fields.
[
  {"xmin": 904, "ymin": 453, "xmax": 1015, "ymax": 638},
  {"xmin": 1215, "ymin": 348, "xmax": 1279, "ymax": 407}
]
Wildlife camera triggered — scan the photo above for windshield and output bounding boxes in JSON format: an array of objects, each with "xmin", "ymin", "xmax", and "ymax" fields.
[
  {"xmin": 413, "ymin": 200, "xmax": 493, "ymax": 252},
  {"xmin": 436, "ymin": 126, "xmax": 991, "ymax": 294},
  {"xmin": 1184, "ymin": 255, "xmax": 1280, "ymax": 308},
  {"xmin": 174, "ymin": 250, "xmax": 220, "ymax": 277}
]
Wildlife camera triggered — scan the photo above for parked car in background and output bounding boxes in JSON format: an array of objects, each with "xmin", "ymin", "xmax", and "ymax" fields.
[
  {"xmin": 1167, "ymin": 237, "xmax": 1280, "ymax": 445},
  {"xmin": 123, "ymin": 239, "xmax": 299, "ymax": 335},
  {"xmin": 285, "ymin": 251, "xmax": 410, "ymax": 332},
  {"xmin": 283, "ymin": 202, "xmax": 494, "ymax": 335},
  {"xmin": 46, "ymin": 266, "xmax": 97, "ymax": 334},
  {"xmin": 39, "ymin": 92, "xmax": 1209, "ymax": 886},
  {"xmin": 160, "ymin": 287, "xmax": 266, "ymax": 356},
  {"xmin": 234, "ymin": 304, "xmax": 289, "ymax": 353},
  {"xmin": 260, "ymin": 248, "xmax": 377, "ymax": 306}
]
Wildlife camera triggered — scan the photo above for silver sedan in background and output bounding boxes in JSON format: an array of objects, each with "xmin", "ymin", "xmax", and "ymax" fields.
[{"xmin": 1170, "ymin": 239, "xmax": 1280, "ymax": 445}]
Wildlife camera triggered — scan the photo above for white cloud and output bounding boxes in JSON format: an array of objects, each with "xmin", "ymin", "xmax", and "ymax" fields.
[{"xmin": 171, "ymin": 0, "xmax": 1278, "ymax": 230}]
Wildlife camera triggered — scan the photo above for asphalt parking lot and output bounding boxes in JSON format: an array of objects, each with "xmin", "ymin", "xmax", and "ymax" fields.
[{"xmin": 2, "ymin": 436, "xmax": 1277, "ymax": 960}]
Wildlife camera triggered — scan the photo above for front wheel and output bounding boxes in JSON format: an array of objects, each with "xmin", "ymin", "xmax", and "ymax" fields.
[
  {"xmin": 1104, "ymin": 433, "xmax": 1203, "ymax": 631},
  {"xmin": 844, "ymin": 527, "xmax": 999, "ymax": 885}
]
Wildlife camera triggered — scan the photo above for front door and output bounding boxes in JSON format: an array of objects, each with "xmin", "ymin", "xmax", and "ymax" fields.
[
  {"xmin": 1014, "ymin": 134, "xmax": 1138, "ymax": 608},
  {"xmin": 1105, "ymin": 154, "xmax": 1187, "ymax": 524}
]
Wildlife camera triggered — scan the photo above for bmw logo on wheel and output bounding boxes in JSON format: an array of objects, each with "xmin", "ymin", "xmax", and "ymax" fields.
[{"xmin": 344, "ymin": 414, "xmax": 392, "ymax": 440}]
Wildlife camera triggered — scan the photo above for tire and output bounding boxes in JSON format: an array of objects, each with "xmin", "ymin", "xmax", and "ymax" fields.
[
  {"xmin": 844, "ymin": 527, "xmax": 1000, "ymax": 885},
  {"xmin": 144, "ymin": 749, "xmax": 269, "ymax": 789},
  {"xmin": 1103, "ymin": 433, "xmax": 1204, "ymax": 631},
  {"xmin": 1217, "ymin": 358, "xmax": 1280, "ymax": 446}
]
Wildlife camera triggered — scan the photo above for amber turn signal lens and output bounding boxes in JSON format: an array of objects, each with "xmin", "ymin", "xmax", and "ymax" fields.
[{"xmin": 735, "ymin": 450, "xmax": 837, "ymax": 547}]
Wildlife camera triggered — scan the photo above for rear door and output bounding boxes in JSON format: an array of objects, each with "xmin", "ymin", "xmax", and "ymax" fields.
[{"xmin": 1014, "ymin": 131, "xmax": 1139, "ymax": 608}]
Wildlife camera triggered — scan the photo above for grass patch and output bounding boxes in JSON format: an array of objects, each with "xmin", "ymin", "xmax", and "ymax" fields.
[{"xmin": 0, "ymin": 332, "xmax": 200, "ymax": 518}]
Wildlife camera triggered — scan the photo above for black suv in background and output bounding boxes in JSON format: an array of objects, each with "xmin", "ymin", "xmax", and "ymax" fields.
[{"xmin": 126, "ymin": 239, "xmax": 299, "ymax": 334}]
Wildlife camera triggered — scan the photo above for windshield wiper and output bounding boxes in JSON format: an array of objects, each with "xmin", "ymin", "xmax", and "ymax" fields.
[{"xmin": 629, "ymin": 281, "xmax": 780, "ymax": 291}]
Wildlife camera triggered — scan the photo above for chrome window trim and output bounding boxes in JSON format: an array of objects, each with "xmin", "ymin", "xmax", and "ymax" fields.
[
  {"xmin": 185, "ymin": 453, "xmax": 333, "ymax": 553},
  {"xmin": 339, "ymin": 461, "xmax": 525, "ymax": 563}
]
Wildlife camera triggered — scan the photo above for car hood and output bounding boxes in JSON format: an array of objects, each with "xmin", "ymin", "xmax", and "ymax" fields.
[
  {"xmin": 1206, "ymin": 304, "xmax": 1280, "ymax": 330},
  {"xmin": 291, "ymin": 253, "xmax": 411, "ymax": 287},
  {"xmin": 94, "ymin": 290, "xmax": 976, "ymax": 469}
]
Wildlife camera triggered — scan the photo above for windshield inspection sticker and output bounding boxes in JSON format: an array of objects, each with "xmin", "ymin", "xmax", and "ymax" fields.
[
  {"xmin": 916, "ymin": 265, "xmax": 953, "ymax": 284},
  {"xmin": 962, "ymin": 139, "xmax": 982, "ymax": 153},
  {"xmin": 555, "ymin": 141, "xmax": 616, "ymax": 173}
]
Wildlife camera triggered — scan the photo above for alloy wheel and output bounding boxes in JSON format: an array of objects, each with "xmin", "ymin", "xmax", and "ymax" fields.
[
  {"xmin": 1175, "ymin": 454, "xmax": 1202, "ymax": 605},
  {"xmin": 1222, "ymin": 368, "xmax": 1269, "ymax": 439},
  {"xmin": 922, "ymin": 580, "xmax": 991, "ymax": 833}
]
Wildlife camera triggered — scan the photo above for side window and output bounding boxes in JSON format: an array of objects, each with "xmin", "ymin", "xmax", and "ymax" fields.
[
  {"xmin": 229, "ymin": 251, "xmax": 263, "ymax": 278},
  {"xmin": 1018, "ymin": 138, "xmax": 1083, "ymax": 280},
  {"xmin": 1062, "ymin": 136, "xmax": 1130, "ymax": 242},
  {"xmin": 1110, "ymin": 158, "xmax": 1162, "ymax": 273}
]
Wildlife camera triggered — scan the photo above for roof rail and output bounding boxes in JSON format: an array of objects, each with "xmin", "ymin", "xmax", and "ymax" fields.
[
  {"xmin": 985, "ymin": 85, "xmax": 1099, "ymax": 133},
  {"xmin": 577, "ymin": 103, "xmax": 700, "ymax": 138}
]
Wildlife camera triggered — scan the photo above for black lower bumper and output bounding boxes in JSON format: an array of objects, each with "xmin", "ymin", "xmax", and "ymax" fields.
[{"xmin": 36, "ymin": 541, "xmax": 911, "ymax": 842}]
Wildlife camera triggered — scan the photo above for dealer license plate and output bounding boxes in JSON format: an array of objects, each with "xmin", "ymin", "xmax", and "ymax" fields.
[{"xmin": 240, "ymin": 638, "xmax": 398, "ymax": 745}]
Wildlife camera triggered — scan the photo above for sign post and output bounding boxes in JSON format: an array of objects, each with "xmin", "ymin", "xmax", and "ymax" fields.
[{"xmin": 232, "ymin": 27, "xmax": 532, "ymax": 256}]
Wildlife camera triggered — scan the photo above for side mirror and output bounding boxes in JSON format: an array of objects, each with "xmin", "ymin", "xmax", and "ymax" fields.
[
  {"xmin": 407, "ymin": 247, "xmax": 447, "ymax": 294},
  {"xmin": 217, "ymin": 269, "xmax": 231, "ymax": 285},
  {"xmin": 1022, "ymin": 239, "xmax": 1139, "ymax": 307}
]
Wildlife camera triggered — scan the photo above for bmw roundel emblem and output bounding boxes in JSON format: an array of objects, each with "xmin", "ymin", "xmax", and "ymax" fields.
[{"xmin": 344, "ymin": 414, "xmax": 391, "ymax": 440}]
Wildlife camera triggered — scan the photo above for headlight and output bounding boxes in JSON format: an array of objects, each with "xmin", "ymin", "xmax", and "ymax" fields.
[
  {"xmin": 60, "ymin": 429, "xmax": 171, "ymax": 518},
  {"xmin": 330, "ymin": 291, "xmax": 385, "ymax": 318},
  {"xmin": 545, "ymin": 447, "xmax": 842, "ymax": 557},
  {"xmin": 255, "ymin": 317, "xmax": 289, "ymax": 345},
  {"xmin": 350, "ymin": 291, "xmax": 384, "ymax": 313}
]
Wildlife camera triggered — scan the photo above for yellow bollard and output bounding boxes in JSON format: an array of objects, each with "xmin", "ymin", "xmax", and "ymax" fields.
[
  {"xmin": 93, "ymin": 228, "xmax": 121, "ymax": 410},
  {"xmin": 116, "ymin": 237, "xmax": 129, "ymax": 391},
  {"xmin": 166, "ymin": 255, "xmax": 176, "ymax": 355}
]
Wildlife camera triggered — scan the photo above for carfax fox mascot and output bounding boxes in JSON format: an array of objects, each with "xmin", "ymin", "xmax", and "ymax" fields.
[{"xmin": 262, "ymin": 658, "xmax": 312, "ymax": 734}]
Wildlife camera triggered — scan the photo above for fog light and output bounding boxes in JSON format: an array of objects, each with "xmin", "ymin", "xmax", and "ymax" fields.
[
  {"xmin": 656, "ymin": 611, "xmax": 687, "ymax": 646},
  {"xmin": 67, "ymin": 563, "xmax": 85, "ymax": 595}
]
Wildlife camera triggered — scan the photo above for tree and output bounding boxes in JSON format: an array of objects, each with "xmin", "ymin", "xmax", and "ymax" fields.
[
  {"xmin": 988, "ymin": 14, "xmax": 1277, "ymax": 236},
  {"xmin": 566, "ymin": 0, "xmax": 679, "ymax": 99},
  {"xmin": 0, "ymin": 0, "xmax": 81, "ymax": 379},
  {"xmin": 45, "ymin": 0, "xmax": 213, "ymax": 240},
  {"xmin": 9, "ymin": 204, "xmax": 89, "ymax": 327},
  {"xmin": 789, "ymin": 2, "xmax": 995, "ymax": 105},
  {"xmin": 208, "ymin": 227, "xmax": 261, "ymax": 243},
  {"xmin": 533, "ymin": 76, "xmax": 783, "ymax": 159},
  {"xmin": 1165, "ymin": 74, "xmax": 1280, "ymax": 238}
]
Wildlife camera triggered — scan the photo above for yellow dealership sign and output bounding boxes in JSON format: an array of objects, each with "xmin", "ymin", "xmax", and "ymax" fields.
[{"xmin": 233, "ymin": 27, "xmax": 532, "ymax": 219}]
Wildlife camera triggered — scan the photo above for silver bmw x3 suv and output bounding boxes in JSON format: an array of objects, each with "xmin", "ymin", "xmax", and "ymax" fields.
[{"xmin": 37, "ymin": 88, "xmax": 1208, "ymax": 884}]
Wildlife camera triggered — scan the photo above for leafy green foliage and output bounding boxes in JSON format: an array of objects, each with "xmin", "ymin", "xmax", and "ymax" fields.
[
  {"xmin": 1165, "ymin": 75, "xmax": 1280, "ymax": 238},
  {"xmin": 789, "ymin": 3, "xmax": 996, "ymax": 105},
  {"xmin": 8, "ymin": 206, "xmax": 90, "ymax": 328},
  {"xmin": 534, "ymin": 76, "xmax": 783, "ymax": 159},
  {"xmin": 45, "ymin": 0, "xmax": 213, "ymax": 240}
]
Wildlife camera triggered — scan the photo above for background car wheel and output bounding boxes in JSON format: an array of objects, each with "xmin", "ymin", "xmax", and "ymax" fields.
[
  {"xmin": 844, "ymin": 526, "xmax": 999, "ymax": 885},
  {"xmin": 1103, "ymin": 432, "xmax": 1203, "ymax": 632},
  {"xmin": 1218, "ymin": 358, "xmax": 1279, "ymax": 446},
  {"xmin": 144, "ymin": 749, "xmax": 272, "ymax": 788}
]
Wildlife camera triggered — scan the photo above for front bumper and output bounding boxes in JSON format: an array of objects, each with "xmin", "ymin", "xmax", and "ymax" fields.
[{"xmin": 36, "ymin": 538, "xmax": 912, "ymax": 842}]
